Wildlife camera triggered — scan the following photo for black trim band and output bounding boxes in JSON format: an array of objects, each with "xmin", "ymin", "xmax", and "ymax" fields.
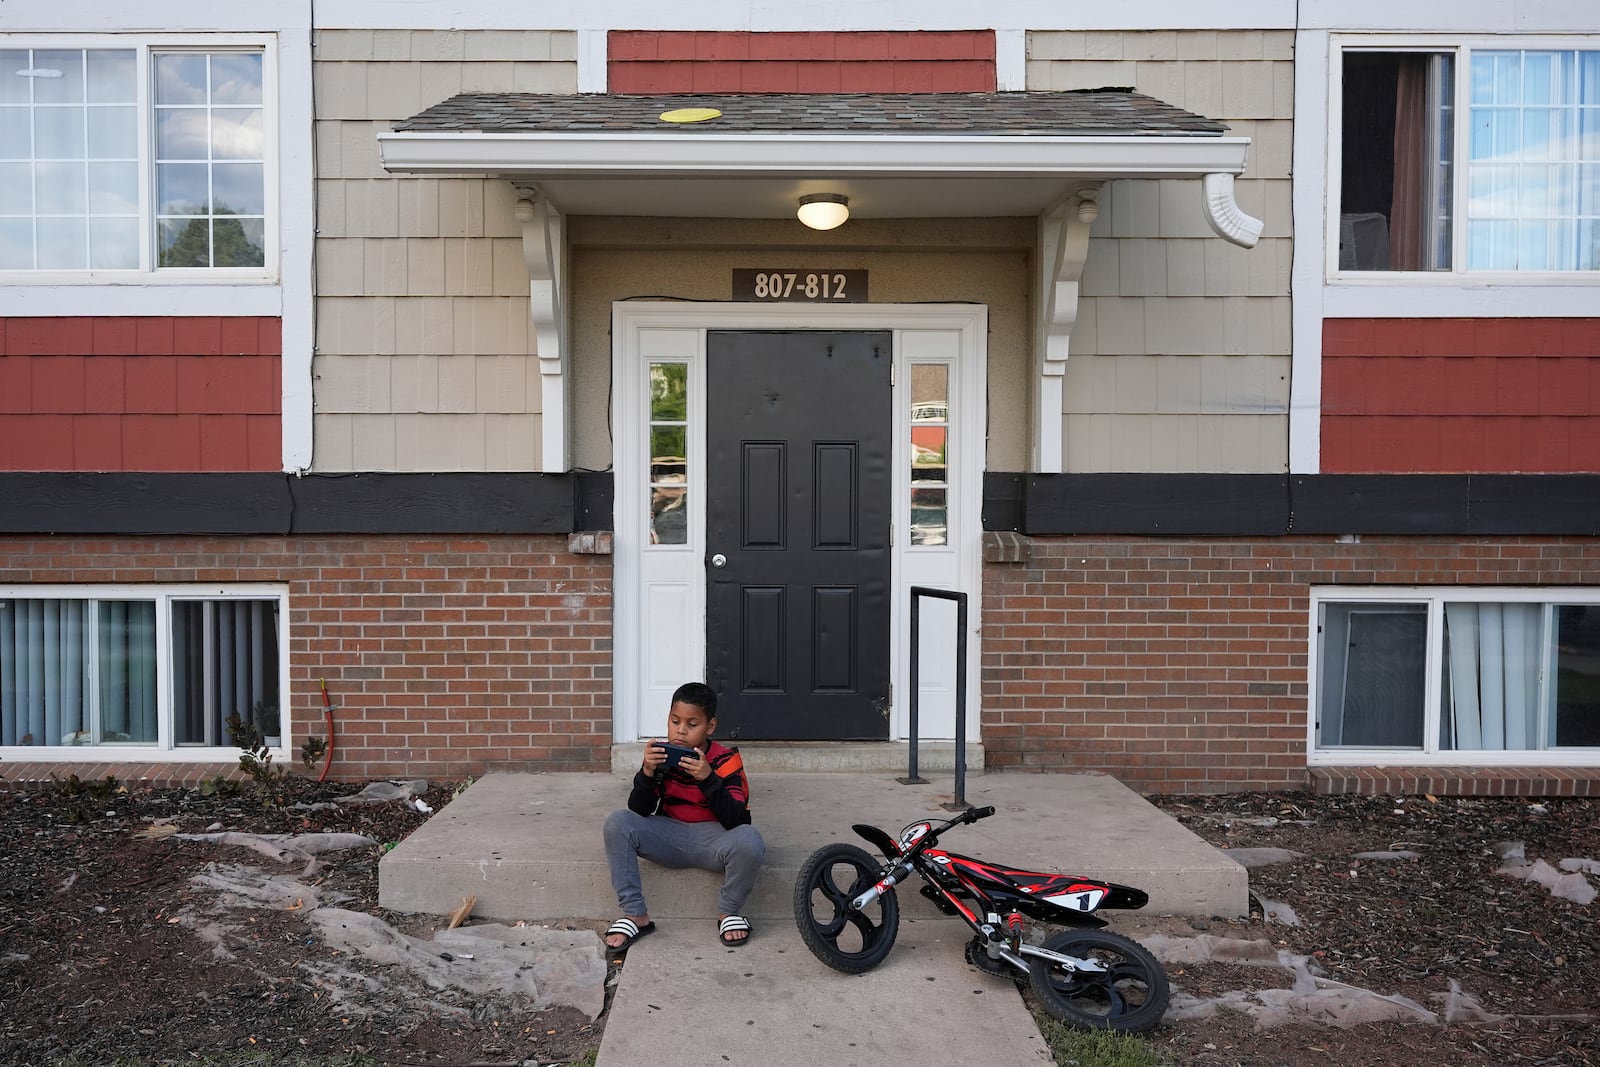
[
  {"xmin": 993, "ymin": 473, "xmax": 1600, "ymax": 537},
  {"xmin": 0, "ymin": 472, "xmax": 612, "ymax": 535},
  {"xmin": 6, "ymin": 471, "xmax": 1596, "ymax": 538}
]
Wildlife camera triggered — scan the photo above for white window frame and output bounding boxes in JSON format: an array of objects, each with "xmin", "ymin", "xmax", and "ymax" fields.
[
  {"xmin": 0, "ymin": 33, "xmax": 279, "ymax": 284},
  {"xmin": 1326, "ymin": 33, "xmax": 1600, "ymax": 286},
  {"xmin": 0, "ymin": 583, "xmax": 291, "ymax": 763},
  {"xmin": 1308, "ymin": 585, "xmax": 1600, "ymax": 767}
]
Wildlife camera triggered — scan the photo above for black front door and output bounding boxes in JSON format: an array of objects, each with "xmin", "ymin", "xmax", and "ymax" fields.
[{"xmin": 705, "ymin": 331, "xmax": 891, "ymax": 740}]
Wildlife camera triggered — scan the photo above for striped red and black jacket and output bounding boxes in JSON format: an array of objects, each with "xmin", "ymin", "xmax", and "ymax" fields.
[{"xmin": 627, "ymin": 740, "xmax": 752, "ymax": 829}]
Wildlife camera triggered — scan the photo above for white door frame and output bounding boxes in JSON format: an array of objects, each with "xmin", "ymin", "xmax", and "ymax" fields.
[{"xmin": 612, "ymin": 302, "xmax": 986, "ymax": 744}]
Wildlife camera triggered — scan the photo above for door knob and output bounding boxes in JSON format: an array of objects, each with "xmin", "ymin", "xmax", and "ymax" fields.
[{"xmin": 711, "ymin": 553, "xmax": 727, "ymax": 568}]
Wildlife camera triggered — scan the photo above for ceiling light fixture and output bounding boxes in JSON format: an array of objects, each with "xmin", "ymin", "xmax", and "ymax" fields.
[{"xmin": 797, "ymin": 193, "xmax": 849, "ymax": 231}]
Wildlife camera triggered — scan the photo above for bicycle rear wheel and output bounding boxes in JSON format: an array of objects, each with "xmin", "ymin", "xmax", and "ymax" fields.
[{"xmin": 1027, "ymin": 928, "xmax": 1170, "ymax": 1033}]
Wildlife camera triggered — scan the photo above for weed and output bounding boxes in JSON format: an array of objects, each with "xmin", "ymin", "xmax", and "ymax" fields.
[
  {"xmin": 300, "ymin": 735, "xmax": 329, "ymax": 771},
  {"xmin": 45, "ymin": 772, "xmax": 123, "ymax": 823},
  {"xmin": 197, "ymin": 774, "xmax": 243, "ymax": 798},
  {"xmin": 226, "ymin": 707, "xmax": 291, "ymax": 806},
  {"xmin": 1029, "ymin": 1005, "xmax": 1161, "ymax": 1067}
]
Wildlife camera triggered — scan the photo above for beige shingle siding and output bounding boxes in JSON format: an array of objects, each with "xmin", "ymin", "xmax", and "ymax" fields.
[
  {"xmin": 1030, "ymin": 29, "xmax": 1293, "ymax": 474},
  {"xmin": 311, "ymin": 30, "xmax": 576, "ymax": 472}
]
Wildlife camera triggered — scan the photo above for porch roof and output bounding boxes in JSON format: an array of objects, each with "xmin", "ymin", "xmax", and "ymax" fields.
[{"xmin": 377, "ymin": 90, "xmax": 1257, "ymax": 225}]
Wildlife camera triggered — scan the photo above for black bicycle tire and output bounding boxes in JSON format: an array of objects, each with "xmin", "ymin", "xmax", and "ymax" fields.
[
  {"xmin": 792, "ymin": 841, "xmax": 900, "ymax": 974},
  {"xmin": 1027, "ymin": 928, "xmax": 1170, "ymax": 1033}
]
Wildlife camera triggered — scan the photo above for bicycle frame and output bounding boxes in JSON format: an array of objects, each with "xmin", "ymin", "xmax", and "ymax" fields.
[
  {"xmin": 794, "ymin": 802, "xmax": 1172, "ymax": 1032},
  {"xmin": 848, "ymin": 807, "xmax": 1145, "ymax": 972}
]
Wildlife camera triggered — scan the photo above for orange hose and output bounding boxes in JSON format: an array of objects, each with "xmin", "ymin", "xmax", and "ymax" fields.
[{"xmin": 317, "ymin": 678, "xmax": 337, "ymax": 782}]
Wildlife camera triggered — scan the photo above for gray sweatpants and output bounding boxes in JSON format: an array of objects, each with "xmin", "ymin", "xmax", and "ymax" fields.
[{"xmin": 603, "ymin": 808, "xmax": 767, "ymax": 916}]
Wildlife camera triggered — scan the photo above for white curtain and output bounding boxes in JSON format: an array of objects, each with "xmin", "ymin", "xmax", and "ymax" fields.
[
  {"xmin": 0, "ymin": 600, "xmax": 88, "ymax": 746},
  {"xmin": 1445, "ymin": 603, "xmax": 1542, "ymax": 750},
  {"xmin": 172, "ymin": 599, "xmax": 279, "ymax": 745}
]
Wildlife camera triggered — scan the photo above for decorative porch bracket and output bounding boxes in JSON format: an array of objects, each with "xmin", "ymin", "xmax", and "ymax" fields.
[
  {"xmin": 515, "ymin": 187, "xmax": 569, "ymax": 473},
  {"xmin": 1034, "ymin": 189, "xmax": 1101, "ymax": 474}
]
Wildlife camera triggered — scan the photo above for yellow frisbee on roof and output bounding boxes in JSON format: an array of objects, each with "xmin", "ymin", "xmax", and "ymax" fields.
[{"xmin": 659, "ymin": 107, "xmax": 722, "ymax": 124}]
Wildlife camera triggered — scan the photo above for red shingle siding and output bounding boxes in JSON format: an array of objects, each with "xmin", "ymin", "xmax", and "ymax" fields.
[
  {"xmin": 0, "ymin": 535, "xmax": 613, "ymax": 779},
  {"xmin": 0, "ymin": 316, "xmax": 282, "ymax": 472},
  {"xmin": 1322, "ymin": 317, "xmax": 1600, "ymax": 473},
  {"xmin": 981, "ymin": 535, "xmax": 1600, "ymax": 794},
  {"xmin": 607, "ymin": 30, "xmax": 996, "ymax": 94}
]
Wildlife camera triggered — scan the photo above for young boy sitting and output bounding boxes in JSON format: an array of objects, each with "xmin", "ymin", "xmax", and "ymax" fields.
[{"xmin": 602, "ymin": 682, "xmax": 767, "ymax": 951}]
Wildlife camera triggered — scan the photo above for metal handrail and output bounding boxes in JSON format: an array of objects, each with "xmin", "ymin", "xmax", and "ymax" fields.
[{"xmin": 903, "ymin": 585, "xmax": 970, "ymax": 810}]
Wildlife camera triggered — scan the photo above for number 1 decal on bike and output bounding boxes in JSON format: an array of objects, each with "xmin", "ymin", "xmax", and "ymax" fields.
[{"xmin": 793, "ymin": 806, "xmax": 1170, "ymax": 1034}]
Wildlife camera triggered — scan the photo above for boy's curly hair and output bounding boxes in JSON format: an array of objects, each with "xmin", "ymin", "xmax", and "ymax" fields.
[{"xmin": 671, "ymin": 681, "xmax": 717, "ymax": 718}]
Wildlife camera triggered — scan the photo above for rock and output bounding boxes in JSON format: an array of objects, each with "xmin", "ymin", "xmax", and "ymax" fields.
[{"xmin": 1222, "ymin": 847, "xmax": 1304, "ymax": 868}]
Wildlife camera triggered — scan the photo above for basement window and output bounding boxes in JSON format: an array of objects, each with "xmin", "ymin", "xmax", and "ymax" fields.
[
  {"xmin": 0, "ymin": 586, "xmax": 288, "ymax": 755},
  {"xmin": 1312, "ymin": 589, "xmax": 1600, "ymax": 764}
]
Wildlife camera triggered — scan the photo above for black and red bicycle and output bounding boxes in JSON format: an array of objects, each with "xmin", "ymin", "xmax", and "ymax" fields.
[{"xmin": 793, "ymin": 805, "xmax": 1170, "ymax": 1032}]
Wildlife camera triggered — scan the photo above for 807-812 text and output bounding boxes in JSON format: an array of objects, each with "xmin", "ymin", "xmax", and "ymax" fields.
[{"xmin": 732, "ymin": 268, "xmax": 867, "ymax": 302}]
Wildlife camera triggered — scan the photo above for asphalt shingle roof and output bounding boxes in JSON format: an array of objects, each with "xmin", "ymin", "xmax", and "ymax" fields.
[{"xmin": 395, "ymin": 91, "xmax": 1227, "ymax": 136}]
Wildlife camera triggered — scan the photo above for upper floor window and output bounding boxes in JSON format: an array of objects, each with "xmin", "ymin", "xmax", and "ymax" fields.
[
  {"xmin": 0, "ymin": 42, "xmax": 268, "ymax": 274},
  {"xmin": 1338, "ymin": 42, "xmax": 1599, "ymax": 274}
]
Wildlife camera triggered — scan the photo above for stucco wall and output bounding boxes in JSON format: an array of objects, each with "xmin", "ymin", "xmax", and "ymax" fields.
[
  {"xmin": 1029, "ymin": 30, "xmax": 1294, "ymax": 473},
  {"xmin": 567, "ymin": 216, "xmax": 1033, "ymax": 472},
  {"xmin": 311, "ymin": 30, "xmax": 576, "ymax": 471}
]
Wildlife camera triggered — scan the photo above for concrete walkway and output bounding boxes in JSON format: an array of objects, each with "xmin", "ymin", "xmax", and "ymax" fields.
[
  {"xmin": 380, "ymin": 770, "xmax": 1247, "ymax": 921},
  {"xmin": 596, "ymin": 915, "xmax": 1053, "ymax": 1067},
  {"xmin": 379, "ymin": 770, "xmax": 1246, "ymax": 1065}
]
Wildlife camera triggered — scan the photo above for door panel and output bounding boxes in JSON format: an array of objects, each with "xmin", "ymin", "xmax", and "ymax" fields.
[{"xmin": 706, "ymin": 330, "xmax": 891, "ymax": 739}]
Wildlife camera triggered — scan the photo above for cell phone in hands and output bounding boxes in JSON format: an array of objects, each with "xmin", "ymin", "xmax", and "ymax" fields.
[{"xmin": 655, "ymin": 742, "xmax": 698, "ymax": 770}]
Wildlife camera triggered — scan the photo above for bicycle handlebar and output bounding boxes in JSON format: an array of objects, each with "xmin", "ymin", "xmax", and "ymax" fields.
[{"xmin": 903, "ymin": 805, "xmax": 998, "ymax": 858}]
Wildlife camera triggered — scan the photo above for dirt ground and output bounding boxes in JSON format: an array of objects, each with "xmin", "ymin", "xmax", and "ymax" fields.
[{"xmin": 1, "ymin": 773, "xmax": 1596, "ymax": 1067}]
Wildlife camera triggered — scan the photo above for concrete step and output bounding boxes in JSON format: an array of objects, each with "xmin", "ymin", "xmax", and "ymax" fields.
[
  {"xmin": 379, "ymin": 771, "xmax": 1248, "ymax": 923},
  {"xmin": 609, "ymin": 740, "xmax": 985, "ymax": 775}
]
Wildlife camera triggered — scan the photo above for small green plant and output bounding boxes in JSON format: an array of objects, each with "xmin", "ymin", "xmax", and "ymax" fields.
[
  {"xmin": 48, "ymin": 772, "xmax": 87, "ymax": 797},
  {"xmin": 300, "ymin": 734, "xmax": 328, "ymax": 771},
  {"xmin": 197, "ymin": 773, "xmax": 242, "ymax": 798},
  {"xmin": 226, "ymin": 707, "xmax": 291, "ymax": 806},
  {"xmin": 45, "ymin": 773, "xmax": 121, "ymax": 823}
]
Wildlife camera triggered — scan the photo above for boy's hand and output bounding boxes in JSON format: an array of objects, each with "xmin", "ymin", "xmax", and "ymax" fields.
[
  {"xmin": 641, "ymin": 740, "xmax": 668, "ymax": 774},
  {"xmin": 679, "ymin": 748, "xmax": 711, "ymax": 782}
]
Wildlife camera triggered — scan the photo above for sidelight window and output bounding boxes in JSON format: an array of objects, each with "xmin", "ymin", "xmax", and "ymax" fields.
[
  {"xmin": 908, "ymin": 364, "xmax": 949, "ymax": 547},
  {"xmin": 647, "ymin": 361, "xmax": 689, "ymax": 545},
  {"xmin": 1313, "ymin": 590, "xmax": 1600, "ymax": 762},
  {"xmin": 0, "ymin": 588, "xmax": 286, "ymax": 752},
  {"xmin": 1336, "ymin": 41, "xmax": 1600, "ymax": 273}
]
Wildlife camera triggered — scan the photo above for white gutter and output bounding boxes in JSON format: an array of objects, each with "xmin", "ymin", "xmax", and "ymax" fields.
[{"xmin": 378, "ymin": 131, "xmax": 1254, "ymax": 181}]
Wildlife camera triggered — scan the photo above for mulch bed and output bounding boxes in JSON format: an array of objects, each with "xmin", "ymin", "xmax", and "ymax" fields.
[{"xmin": 2, "ymin": 775, "xmax": 1596, "ymax": 1066}]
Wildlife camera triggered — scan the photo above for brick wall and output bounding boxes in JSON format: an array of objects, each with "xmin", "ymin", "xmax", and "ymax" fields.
[
  {"xmin": 981, "ymin": 535, "xmax": 1600, "ymax": 793},
  {"xmin": 1322, "ymin": 317, "xmax": 1600, "ymax": 473},
  {"xmin": 0, "ymin": 535, "xmax": 612, "ymax": 778},
  {"xmin": 0, "ymin": 316, "xmax": 283, "ymax": 471}
]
